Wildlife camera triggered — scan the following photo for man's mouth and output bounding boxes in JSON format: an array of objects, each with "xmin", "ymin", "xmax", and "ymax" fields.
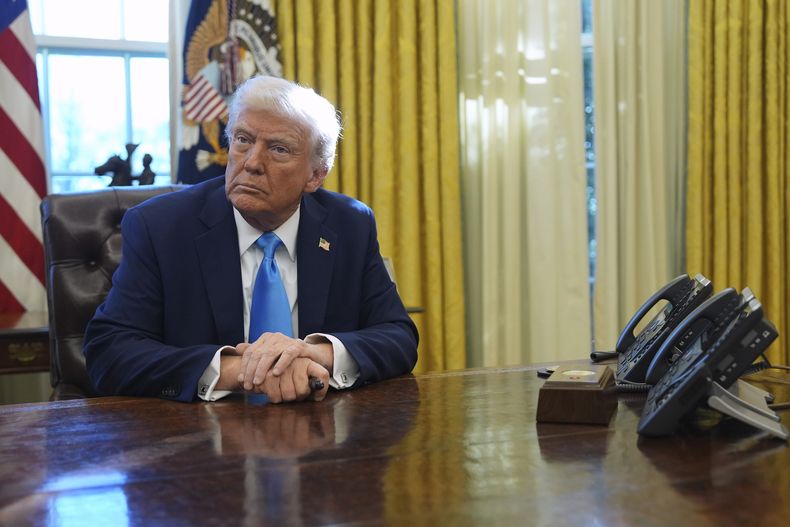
[{"xmin": 235, "ymin": 183, "xmax": 266, "ymax": 194}]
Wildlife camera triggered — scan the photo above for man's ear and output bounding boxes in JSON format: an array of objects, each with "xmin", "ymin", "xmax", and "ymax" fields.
[{"xmin": 304, "ymin": 167, "xmax": 328, "ymax": 193}]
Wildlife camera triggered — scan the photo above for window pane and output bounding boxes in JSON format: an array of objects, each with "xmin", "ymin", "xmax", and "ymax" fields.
[
  {"xmin": 28, "ymin": 0, "xmax": 43, "ymax": 34},
  {"xmin": 130, "ymin": 57, "xmax": 170, "ymax": 178},
  {"xmin": 40, "ymin": 0, "xmax": 122, "ymax": 39},
  {"xmin": 47, "ymin": 55, "xmax": 127, "ymax": 178},
  {"xmin": 124, "ymin": 0, "xmax": 168, "ymax": 42},
  {"xmin": 583, "ymin": 47, "xmax": 595, "ymax": 164},
  {"xmin": 583, "ymin": 45, "xmax": 596, "ymax": 284},
  {"xmin": 581, "ymin": 0, "xmax": 593, "ymax": 34},
  {"xmin": 50, "ymin": 175, "xmax": 112, "ymax": 194}
]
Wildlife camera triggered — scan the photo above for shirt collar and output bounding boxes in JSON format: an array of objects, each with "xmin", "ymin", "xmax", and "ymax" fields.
[{"xmin": 234, "ymin": 205, "xmax": 300, "ymax": 262}]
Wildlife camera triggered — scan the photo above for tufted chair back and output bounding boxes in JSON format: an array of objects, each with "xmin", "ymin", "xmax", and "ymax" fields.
[{"xmin": 40, "ymin": 185, "xmax": 185, "ymax": 399}]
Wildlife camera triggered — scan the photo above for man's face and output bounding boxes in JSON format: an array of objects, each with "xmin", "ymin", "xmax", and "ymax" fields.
[{"xmin": 225, "ymin": 108, "xmax": 326, "ymax": 231}]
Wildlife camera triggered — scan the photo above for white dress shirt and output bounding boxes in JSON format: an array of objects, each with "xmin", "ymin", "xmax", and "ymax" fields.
[{"xmin": 197, "ymin": 205, "xmax": 360, "ymax": 401}]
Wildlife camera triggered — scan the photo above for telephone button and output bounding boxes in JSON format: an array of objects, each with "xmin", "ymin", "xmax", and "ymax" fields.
[{"xmin": 719, "ymin": 355, "xmax": 734, "ymax": 369}]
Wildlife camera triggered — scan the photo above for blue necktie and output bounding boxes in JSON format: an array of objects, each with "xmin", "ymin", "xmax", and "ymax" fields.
[{"xmin": 248, "ymin": 232, "xmax": 292, "ymax": 342}]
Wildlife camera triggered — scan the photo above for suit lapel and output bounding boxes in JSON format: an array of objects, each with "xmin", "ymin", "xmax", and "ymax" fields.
[
  {"xmin": 195, "ymin": 184, "xmax": 244, "ymax": 344},
  {"xmin": 297, "ymin": 192, "xmax": 336, "ymax": 337}
]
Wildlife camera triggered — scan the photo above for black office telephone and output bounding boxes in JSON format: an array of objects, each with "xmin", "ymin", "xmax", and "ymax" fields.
[
  {"xmin": 637, "ymin": 288, "xmax": 780, "ymax": 437},
  {"xmin": 612, "ymin": 274, "xmax": 713, "ymax": 384},
  {"xmin": 643, "ymin": 287, "xmax": 742, "ymax": 385}
]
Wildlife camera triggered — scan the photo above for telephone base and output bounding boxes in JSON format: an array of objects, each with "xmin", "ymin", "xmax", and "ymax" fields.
[{"xmin": 707, "ymin": 380, "xmax": 788, "ymax": 441}]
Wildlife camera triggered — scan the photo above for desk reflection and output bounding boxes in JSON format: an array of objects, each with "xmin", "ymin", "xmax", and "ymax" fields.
[
  {"xmin": 198, "ymin": 377, "xmax": 421, "ymax": 525},
  {"xmin": 637, "ymin": 430, "xmax": 788, "ymax": 526},
  {"xmin": 201, "ymin": 376, "xmax": 420, "ymax": 459},
  {"xmin": 203, "ymin": 397, "xmax": 340, "ymax": 458},
  {"xmin": 634, "ymin": 372, "xmax": 790, "ymax": 527},
  {"xmin": 0, "ymin": 378, "xmax": 421, "ymax": 526}
]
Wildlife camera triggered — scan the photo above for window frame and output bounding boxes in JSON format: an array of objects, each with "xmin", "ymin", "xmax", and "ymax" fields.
[{"xmin": 31, "ymin": 1, "xmax": 184, "ymax": 192}]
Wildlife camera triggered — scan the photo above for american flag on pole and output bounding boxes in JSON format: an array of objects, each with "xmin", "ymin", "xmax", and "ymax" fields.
[{"xmin": 0, "ymin": 0, "xmax": 47, "ymax": 313}]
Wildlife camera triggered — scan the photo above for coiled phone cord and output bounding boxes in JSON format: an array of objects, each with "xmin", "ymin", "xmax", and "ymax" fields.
[{"xmin": 616, "ymin": 381, "xmax": 651, "ymax": 393}]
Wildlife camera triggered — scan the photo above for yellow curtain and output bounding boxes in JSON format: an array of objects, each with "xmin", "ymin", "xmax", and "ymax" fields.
[
  {"xmin": 687, "ymin": 0, "xmax": 790, "ymax": 365},
  {"xmin": 274, "ymin": 0, "xmax": 466, "ymax": 372}
]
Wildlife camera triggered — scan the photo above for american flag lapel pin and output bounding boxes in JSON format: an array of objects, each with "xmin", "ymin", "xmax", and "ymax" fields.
[{"xmin": 318, "ymin": 237, "xmax": 331, "ymax": 251}]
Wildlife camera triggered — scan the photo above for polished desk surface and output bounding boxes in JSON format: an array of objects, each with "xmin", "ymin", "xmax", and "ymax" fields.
[{"xmin": 1, "ymin": 365, "xmax": 789, "ymax": 526}]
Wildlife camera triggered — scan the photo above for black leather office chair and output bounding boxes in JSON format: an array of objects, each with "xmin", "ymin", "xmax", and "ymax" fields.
[{"xmin": 40, "ymin": 185, "xmax": 185, "ymax": 399}]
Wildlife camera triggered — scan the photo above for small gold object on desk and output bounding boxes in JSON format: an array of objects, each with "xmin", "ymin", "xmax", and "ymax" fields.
[{"xmin": 536, "ymin": 364, "xmax": 617, "ymax": 425}]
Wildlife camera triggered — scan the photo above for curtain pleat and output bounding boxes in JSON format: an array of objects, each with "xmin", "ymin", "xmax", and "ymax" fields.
[
  {"xmin": 274, "ymin": 0, "xmax": 466, "ymax": 372},
  {"xmin": 592, "ymin": 0, "xmax": 687, "ymax": 350},
  {"xmin": 687, "ymin": 0, "xmax": 790, "ymax": 365},
  {"xmin": 458, "ymin": 0, "xmax": 591, "ymax": 366}
]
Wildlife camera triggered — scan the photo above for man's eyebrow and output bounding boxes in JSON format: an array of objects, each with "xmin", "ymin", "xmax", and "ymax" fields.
[
  {"xmin": 232, "ymin": 123, "xmax": 302, "ymax": 145},
  {"xmin": 263, "ymin": 134, "xmax": 300, "ymax": 146}
]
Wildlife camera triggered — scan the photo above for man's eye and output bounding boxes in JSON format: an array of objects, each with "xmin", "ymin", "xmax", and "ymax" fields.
[
  {"xmin": 271, "ymin": 145, "xmax": 290, "ymax": 154},
  {"xmin": 234, "ymin": 135, "xmax": 251, "ymax": 144}
]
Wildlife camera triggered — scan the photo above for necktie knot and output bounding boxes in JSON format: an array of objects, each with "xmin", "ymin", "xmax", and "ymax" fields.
[{"xmin": 256, "ymin": 232, "xmax": 282, "ymax": 261}]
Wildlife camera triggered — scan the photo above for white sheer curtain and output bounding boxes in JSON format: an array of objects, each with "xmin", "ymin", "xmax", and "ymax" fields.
[
  {"xmin": 458, "ymin": 0, "xmax": 591, "ymax": 366},
  {"xmin": 592, "ymin": 0, "xmax": 687, "ymax": 350}
]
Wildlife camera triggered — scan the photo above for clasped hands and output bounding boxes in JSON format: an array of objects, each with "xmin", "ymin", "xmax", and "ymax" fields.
[{"xmin": 222, "ymin": 332, "xmax": 332, "ymax": 403}]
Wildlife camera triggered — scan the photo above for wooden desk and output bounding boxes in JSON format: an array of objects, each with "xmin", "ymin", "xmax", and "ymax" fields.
[
  {"xmin": 1, "ymin": 366, "xmax": 788, "ymax": 525},
  {"xmin": 0, "ymin": 311, "xmax": 48, "ymax": 374}
]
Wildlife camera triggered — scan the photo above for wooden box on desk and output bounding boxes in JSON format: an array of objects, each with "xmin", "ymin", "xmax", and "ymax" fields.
[{"xmin": 536, "ymin": 365, "xmax": 617, "ymax": 425}]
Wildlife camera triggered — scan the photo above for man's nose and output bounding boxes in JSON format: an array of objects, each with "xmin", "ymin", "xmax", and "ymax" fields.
[{"xmin": 243, "ymin": 143, "xmax": 266, "ymax": 174}]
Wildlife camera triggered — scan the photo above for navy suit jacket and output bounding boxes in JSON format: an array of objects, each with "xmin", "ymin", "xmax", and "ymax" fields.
[{"xmin": 83, "ymin": 176, "xmax": 418, "ymax": 401}]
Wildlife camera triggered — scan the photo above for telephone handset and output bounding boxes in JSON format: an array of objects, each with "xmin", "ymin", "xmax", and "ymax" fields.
[
  {"xmin": 637, "ymin": 288, "xmax": 778, "ymax": 437},
  {"xmin": 615, "ymin": 274, "xmax": 713, "ymax": 384},
  {"xmin": 643, "ymin": 288, "xmax": 741, "ymax": 385}
]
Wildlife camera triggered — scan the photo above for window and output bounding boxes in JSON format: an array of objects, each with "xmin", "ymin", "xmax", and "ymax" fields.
[
  {"xmin": 581, "ymin": 0, "xmax": 596, "ymax": 285},
  {"xmin": 29, "ymin": 0, "xmax": 172, "ymax": 193}
]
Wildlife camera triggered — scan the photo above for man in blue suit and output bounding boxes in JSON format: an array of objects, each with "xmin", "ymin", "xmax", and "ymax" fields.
[{"xmin": 83, "ymin": 76, "xmax": 418, "ymax": 403}]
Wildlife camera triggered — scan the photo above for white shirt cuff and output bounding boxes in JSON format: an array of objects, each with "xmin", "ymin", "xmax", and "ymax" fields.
[
  {"xmin": 305, "ymin": 333, "xmax": 360, "ymax": 389},
  {"xmin": 197, "ymin": 346, "xmax": 235, "ymax": 401}
]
